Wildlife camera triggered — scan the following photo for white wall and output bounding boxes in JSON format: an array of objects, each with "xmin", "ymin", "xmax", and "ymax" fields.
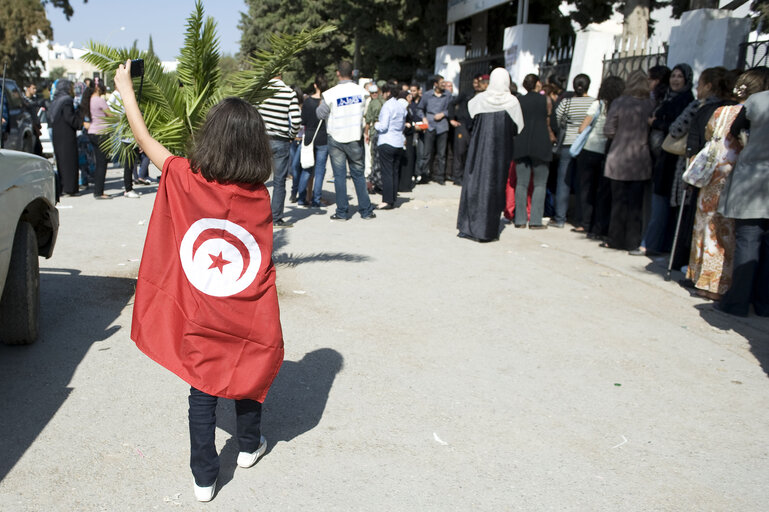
[
  {"xmin": 503, "ymin": 24, "xmax": 549, "ymax": 88},
  {"xmin": 568, "ymin": 26, "xmax": 620, "ymax": 98}
]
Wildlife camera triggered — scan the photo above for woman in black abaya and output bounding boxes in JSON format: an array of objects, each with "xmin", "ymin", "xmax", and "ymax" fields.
[
  {"xmin": 457, "ymin": 68, "xmax": 524, "ymax": 242},
  {"xmin": 49, "ymin": 79, "xmax": 81, "ymax": 197}
]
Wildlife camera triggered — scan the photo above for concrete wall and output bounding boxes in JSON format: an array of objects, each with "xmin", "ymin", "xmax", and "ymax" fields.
[
  {"xmin": 667, "ymin": 9, "xmax": 751, "ymax": 84},
  {"xmin": 568, "ymin": 27, "xmax": 619, "ymax": 98},
  {"xmin": 503, "ymin": 24, "xmax": 549, "ymax": 88}
]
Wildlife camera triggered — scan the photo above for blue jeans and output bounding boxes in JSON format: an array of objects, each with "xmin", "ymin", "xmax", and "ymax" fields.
[
  {"xmin": 641, "ymin": 193, "xmax": 670, "ymax": 252},
  {"xmin": 296, "ymin": 144, "xmax": 329, "ymax": 205},
  {"xmin": 328, "ymin": 136, "xmax": 373, "ymax": 218},
  {"xmin": 554, "ymin": 146, "xmax": 573, "ymax": 224},
  {"xmin": 289, "ymin": 139, "xmax": 302, "ymax": 198},
  {"xmin": 269, "ymin": 138, "xmax": 291, "ymax": 221},
  {"xmin": 188, "ymin": 387, "xmax": 262, "ymax": 487}
]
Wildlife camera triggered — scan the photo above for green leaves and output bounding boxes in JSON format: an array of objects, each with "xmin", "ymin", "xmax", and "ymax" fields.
[{"xmin": 81, "ymin": 0, "xmax": 334, "ymax": 167}]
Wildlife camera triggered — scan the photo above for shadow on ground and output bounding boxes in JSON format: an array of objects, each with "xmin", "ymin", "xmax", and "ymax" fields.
[
  {"xmin": 272, "ymin": 228, "xmax": 371, "ymax": 267},
  {"xmin": 0, "ymin": 269, "xmax": 136, "ymax": 482},
  {"xmin": 213, "ymin": 348, "xmax": 344, "ymax": 488},
  {"xmin": 695, "ymin": 303, "xmax": 769, "ymax": 377}
]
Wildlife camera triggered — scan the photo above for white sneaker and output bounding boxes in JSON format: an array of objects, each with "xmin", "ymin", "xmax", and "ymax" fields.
[
  {"xmin": 237, "ymin": 435, "xmax": 267, "ymax": 468},
  {"xmin": 193, "ymin": 478, "xmax": 216, "ymax": 502},
  {"xmin": 124, "ymin": 190, "xmax": 141, "ymax": 198}
]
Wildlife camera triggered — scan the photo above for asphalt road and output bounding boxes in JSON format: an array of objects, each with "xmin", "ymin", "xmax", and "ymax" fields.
[{"xmin": 1, "ymin": 164, "xmax": 768, "ymax": 511}]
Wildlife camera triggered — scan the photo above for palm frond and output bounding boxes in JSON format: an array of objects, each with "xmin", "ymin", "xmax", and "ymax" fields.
[
  {"xmin": 224, "ymin": 24, "xmax": 336, "ymax": 105},
  {"xmin": 81, "ymin": 2, "xmax": 333, "ymax": 167}
]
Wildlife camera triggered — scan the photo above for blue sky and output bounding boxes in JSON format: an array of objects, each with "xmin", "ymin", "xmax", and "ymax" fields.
[{"xmin": 45, "ymin": 0, "xmax": 245, "ymax": 61}]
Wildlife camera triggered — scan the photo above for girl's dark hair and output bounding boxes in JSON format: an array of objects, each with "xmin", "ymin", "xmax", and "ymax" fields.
[
  {"xmin": 397, "ymin": 90, "xmax": 410, "ymax": 100},
  {"xmin": 315, "ymin": 73, "xmax": 329, "ymax": 93},
  {"xmin": 598, "ymin": 75, "xmax": 625, "ymax": 111},
  {"xmin": 573, "ymin": 73, "xmax": 591, "ymax": 96},
  {"xmin": 188, "ymin": 97, "xmax": 273, "ymax": 185},
  {"xmin": 648, "ymin": 65, "xmax": 670, "ymax": 100},
  {"xmin": 699, "ymin": 67, "xmax": 733, "ymax": 100},
  {"xmin": 80, "ymin": 86, "xmax": 94, "ymax": 119},
  {"xmin": 522, "ymin": 74, "xmax": 539, "ymax": 92}
]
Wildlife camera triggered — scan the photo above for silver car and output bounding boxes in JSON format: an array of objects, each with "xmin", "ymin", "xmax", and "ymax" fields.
[
  {"xmin": 0, "ymin": 149, "xmax": 59, "ymax": 344},
  {"xmin": 1, "ymin": 79, "xmax": 36, "ymax": 153}
]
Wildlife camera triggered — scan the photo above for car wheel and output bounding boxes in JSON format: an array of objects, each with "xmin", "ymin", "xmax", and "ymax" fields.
[{"xmin": 0, "ymin": 222, "xmax": 40, "ymax": 345}]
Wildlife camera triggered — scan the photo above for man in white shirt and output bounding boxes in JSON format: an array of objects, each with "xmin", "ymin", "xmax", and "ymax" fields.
[{"xmin": 316, "ymin": 61, "xmax": 375, "ymax": 221}]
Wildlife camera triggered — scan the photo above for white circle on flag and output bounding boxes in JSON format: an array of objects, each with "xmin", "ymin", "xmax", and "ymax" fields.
[{"xmin": 179, "ymin": 218, "xmax": 262, "ymax": 297}]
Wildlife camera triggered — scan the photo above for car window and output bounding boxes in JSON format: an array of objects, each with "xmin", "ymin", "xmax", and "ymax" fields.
[{"xmin": 4, "ymin": 82, "xmax": 23, "ymax": 109}]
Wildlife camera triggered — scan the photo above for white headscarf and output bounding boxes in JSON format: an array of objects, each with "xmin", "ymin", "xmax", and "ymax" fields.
[{"xmin": 468, "ymin": 68, "xmax": 524, "ymax": 132}]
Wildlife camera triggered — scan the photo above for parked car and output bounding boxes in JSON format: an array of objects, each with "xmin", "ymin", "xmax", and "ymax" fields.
[
  {"xmin": 37, "ymin": 107, "xmax": 54, "ymax": 157},
  {"xmin": 0, "ymin": 149, "xmax": 59, "ymax": 344},
  {"xmin": 1, "ymin": 79, "xmax": 36, "ymax": 153}
]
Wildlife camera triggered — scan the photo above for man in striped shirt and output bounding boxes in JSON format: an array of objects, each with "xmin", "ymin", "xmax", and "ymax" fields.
[{"xmin": 258, "ymin": 75, "xmax": 301, "ymax": 227}]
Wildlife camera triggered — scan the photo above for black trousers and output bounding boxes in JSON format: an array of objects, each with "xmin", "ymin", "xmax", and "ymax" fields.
[
  {"xmin": 608, "ymin": 179, "xmax": 646, "ymax": 250},
  {"xmin": 452, "ymin": 125, "xmax": 470, "ymax": 185},
  {"xmin": 188, "ymin": 387, "xmax": 262, "ymax": 487},
  {"xmin": 399, "ymin": 133, "xmax": 415, "ymax": 192},
  {"xmin": 89, "ymin": 134, "xmax": 108, "ymax": 196},
  {"xmin": 575, "ymin": 150, "xmax": 605, "ymax": 231},
  {"xmin": 720, "ymin": 219, "xmax": 769, "ymax": 316},
  {"xmin": 122, "ymin": 144, "xmax": 138, "ymax": 192},
  {"xmin": 420, "ymin": 130, "xmax": 447, "ymax": 182},
  {"xmin": 378, "ymin": 143, "xmax": 403, "ymax": 205}
]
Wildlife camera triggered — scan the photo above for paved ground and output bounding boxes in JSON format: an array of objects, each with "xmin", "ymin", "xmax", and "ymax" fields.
[{"xmin": 1, "ymin": 164, "xmax": 768, "ymax": 511}]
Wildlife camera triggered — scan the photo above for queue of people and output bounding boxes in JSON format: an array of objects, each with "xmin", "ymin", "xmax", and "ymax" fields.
[{"xmin": 271, "ymin": 60, "xmax": 768, "ymax": 319}]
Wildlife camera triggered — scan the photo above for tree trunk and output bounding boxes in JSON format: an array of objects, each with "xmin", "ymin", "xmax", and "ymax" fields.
[{"xmin": 622, "ymin": 0, "xmax": 650, "ymax": 55}]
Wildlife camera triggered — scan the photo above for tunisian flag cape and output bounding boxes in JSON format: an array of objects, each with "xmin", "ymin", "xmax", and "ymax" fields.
[{"xmin": 131, "ymin": 156, "xmax": 284, "ymax": 402}]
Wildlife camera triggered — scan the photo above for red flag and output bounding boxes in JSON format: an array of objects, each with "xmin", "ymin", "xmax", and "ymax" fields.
[{"xmin": 131, "ymin": 156, "xmax": 284, "ymax": 402}]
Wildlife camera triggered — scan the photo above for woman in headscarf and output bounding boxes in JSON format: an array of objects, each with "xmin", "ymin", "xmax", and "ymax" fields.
[
  {"xmin": 602, "ymin": 70, "xmax": 656, "ymax": 254},
  {"xmin": 49, "ymin": 79, "xmax": 81, "ymax": 197},
  {"xmin": 641, "ymin": 63, "xmax": 695, "ymax": 254},
  {"xmin": 457, "ymin": 68, "xmax": 524, "ymax": 242}
]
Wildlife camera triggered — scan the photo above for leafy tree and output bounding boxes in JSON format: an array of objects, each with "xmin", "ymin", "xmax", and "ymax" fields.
[
  {"xmin": 82, "ymin": 0, "xmax": 331, "ymax": 165},
  {"xmin": 239, "ymin": 0, "xmax": 447, "ymax": 85},
  {"xmin": 0, "ymin": 0, "xmax": 87, "ymax": 83},
  {"xmin": 48, "ymin": 65, "xmax": 66, "ymax": 80}
]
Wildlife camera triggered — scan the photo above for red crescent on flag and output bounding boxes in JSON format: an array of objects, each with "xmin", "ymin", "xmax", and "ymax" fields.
[{"xmin": 192, "ymin": 229, "xmax": 252, "ymax": 280}]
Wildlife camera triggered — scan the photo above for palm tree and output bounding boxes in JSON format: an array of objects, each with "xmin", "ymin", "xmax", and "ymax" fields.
[{"xmin": 82, "ymin": 0, "xmax": 333, "ymax": 164}]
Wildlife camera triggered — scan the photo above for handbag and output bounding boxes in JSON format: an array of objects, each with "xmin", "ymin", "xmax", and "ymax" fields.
[
  {"xmin": 661, "ymin": 132, "xmax": 686, "ymax": 156},
  {"xmin": 300, "ymin": 120, "xmax": 323, "ymax": 169},
  {"xmin": 682, "ymin": 106, "xmax": 732, "ymax": 188},
  {"xmin": 552, "ymin": 98, "xmax": 571, "ymax": 154},
  {"xmin": 569, "ymin": 101, "xmax": 601, "ymax": 158}
]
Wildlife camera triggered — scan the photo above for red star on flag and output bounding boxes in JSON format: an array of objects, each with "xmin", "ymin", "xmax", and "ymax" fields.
[{"xmin": 208, "ymin": 251, "xmax": 231, "ymax": 273}]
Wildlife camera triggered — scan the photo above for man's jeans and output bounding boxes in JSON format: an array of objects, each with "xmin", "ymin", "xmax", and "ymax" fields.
[
  {"xmin": 269, "ymin": 138, "xmax": 291, "ymax": 221},
  {"xmin": 328, "ymin": 136, "xmax": 373, "ymax": 218},
  {"xmin": 419, "ymin": 129, "xmax": 448, "ymax": 182}
]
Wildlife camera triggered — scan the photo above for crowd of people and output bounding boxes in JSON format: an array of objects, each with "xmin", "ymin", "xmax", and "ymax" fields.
[
  {"xmin": 264, "ymin": 60, "xmax": 768, "ymax": 319},
  {"xmin": 21, "ymin": 77, "xmax": 151, "ymax": 200}
]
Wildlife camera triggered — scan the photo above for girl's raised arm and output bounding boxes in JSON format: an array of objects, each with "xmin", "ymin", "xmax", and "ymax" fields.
[{"xmin": 114, "ymin": 60, "xmax": 173, "ymax": 170}]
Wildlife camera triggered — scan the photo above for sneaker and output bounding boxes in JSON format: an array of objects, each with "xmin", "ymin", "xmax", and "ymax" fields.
[
  {"xmin": 330, "ymin": 214, "xmax": 348, "ymax": 221},
  {"xmin": 273, "ymin": 218, "xmax": 294, "ymax": 228},
  {"xmin": 124, "ymin": 190, "xmax": 141, "ymax": 198},
  {"xmin": 237, "ymin": 436, "xmax": 267, "ymax": 468},
  {"xmin": 289, "ymin": 194, "xmax": 298, "ymax": 203},
  {"xmin": 361, "ymin": 212, "xmax": 377, "ymax": 220},
  {"xmin": 547, "ymin": 220, "xmax": 564, "ymax": 228},
  {"xmin": 193, "ymin": 478, "xmax": 217, "ymax": 502},
  {"xmin": 135, "ymin": 178, "xmax": 151, "ymax": 185}
]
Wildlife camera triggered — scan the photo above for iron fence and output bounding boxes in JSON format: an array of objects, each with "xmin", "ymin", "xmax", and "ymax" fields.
[
  {"xmin": 458, "ymin": 53, "xmax": 504, "ymax": 95},
  {"xmin": 602, "ymin": 44, "xmax": 668, "ymax": 80},
  {"xmin": 737, "ymin": 39, "xmax": 769, "ymax": 70},
  {"xmin": 537, "ymin": 44, "xmax": 574, "ymax": 86}
]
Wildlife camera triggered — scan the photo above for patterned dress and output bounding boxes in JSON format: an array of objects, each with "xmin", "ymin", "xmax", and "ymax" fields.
[{"xmin": 686, "ymin": 105, "xmax": 743, "ymax": 295}]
